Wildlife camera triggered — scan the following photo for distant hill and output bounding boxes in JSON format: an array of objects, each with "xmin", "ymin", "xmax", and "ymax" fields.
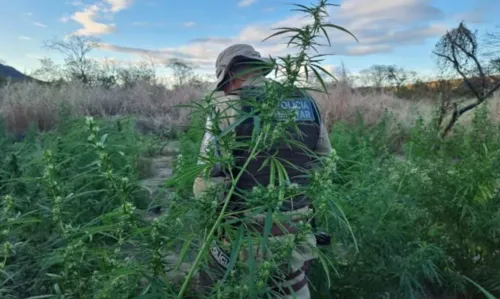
[{"xmin": 0, "ymin": 63, "xmax": 36, "ymax": 82}]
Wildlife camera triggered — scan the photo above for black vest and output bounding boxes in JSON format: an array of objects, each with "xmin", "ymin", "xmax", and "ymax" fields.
[{"xmin": 227, "ymin": 85, "xmax": 322, "ymax": 213}]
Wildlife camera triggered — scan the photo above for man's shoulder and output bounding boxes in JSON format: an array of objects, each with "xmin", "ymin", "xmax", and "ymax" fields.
[
  {"xmin": 203, "ymin": 91, "xmax": 241, "ymax": 116},
  {"xmin": 211, "ymin": 91, "xmax": 240, "ymax": 104}
]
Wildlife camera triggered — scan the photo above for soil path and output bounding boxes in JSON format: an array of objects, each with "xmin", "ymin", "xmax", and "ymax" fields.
[{"xmin": 136, "ymin": 140, "xmax": 199, "ymax": 291}]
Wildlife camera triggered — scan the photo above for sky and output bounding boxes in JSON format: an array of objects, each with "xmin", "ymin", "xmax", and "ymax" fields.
[{"xmin": 1, "ymin": 0, "xmax": 499, "ymax": 82}]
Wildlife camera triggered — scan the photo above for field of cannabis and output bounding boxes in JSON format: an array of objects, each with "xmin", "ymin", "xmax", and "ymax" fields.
[
  {"xmin": 1, "ymin": 0, "xmax": 500, "ymax": 298},
  {"xmin": 2, "ymin": 93, "xmax": 500, "ymax": 299}
]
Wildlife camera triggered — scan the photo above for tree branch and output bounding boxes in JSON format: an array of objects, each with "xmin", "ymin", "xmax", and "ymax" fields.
[{"xmin": 442, "ymin": 80, "xmax": 500, "ymax": 137}]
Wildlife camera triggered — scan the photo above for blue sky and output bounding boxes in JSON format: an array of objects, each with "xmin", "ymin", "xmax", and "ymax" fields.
[{"xmin": 1, "ymin": 0, "xmax": 499, "ymax": 81}]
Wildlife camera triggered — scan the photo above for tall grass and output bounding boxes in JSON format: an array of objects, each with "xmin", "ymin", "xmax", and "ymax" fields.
[
  {"xmin": 0, "ymin": 80, "xmax": 201, "ymax": 134},
  {"xmin": 3, "ymin": 76, "xmax": 499, "ymax": 145}
]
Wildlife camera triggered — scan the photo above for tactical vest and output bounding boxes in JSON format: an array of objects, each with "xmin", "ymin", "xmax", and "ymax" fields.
[{"xmin": 227, "ymin": 85, "xmax": 322, "ymax": 213}]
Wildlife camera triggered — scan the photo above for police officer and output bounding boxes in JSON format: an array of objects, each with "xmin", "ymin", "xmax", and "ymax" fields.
[{"xmin": 193, "ymin": 44, "xmax": 333, "ymax": 299}]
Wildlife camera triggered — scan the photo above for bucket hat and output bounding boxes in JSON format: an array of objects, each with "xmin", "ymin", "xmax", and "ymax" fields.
[{"xmin": 214, "ymin": 44, "xmax": 273, "ymax": 91}]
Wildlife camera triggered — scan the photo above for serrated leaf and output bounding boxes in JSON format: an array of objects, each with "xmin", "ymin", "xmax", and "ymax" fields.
[
  {"xmin": 291, "ymin": 4, "xmax": 311, "ymax": 12},
  {"xmin": 221, "ymin": 226, "xmax": 244, "ymax": 282},
  {"xmin": 262, "ymin": 30, "xmax": 293, "ymax": 42},
  {"xmin": 218, "ymin": 114, "xmax": 251, "ymax": 139},
  {"xmin": 248, "ymin": 237, "xmax": 257, "ymax": 299},
  {"xmin": 261, "ymin": 209, "xmax": 274, "ymax": 254},
  {"xmin": 312, "ymin": 63, "xmax": 338, "ymax": 82},
  {"xmin": 323, "ymin": 23, "xmax": 359, "ymax": 42},
  {"xmin": 311, "ymin": 66, "xmax": 328, "ymax": 93},
  {"xmin": 463, "ymin": 276, "xmax": 498, "ymax": 299},
  {"xmin": 177, "ymin": 235, "xmax": 195, "ymax": 268},
  {"xmin": 258, "ymin": 157, "xmax": 271, "ymax": 172}
]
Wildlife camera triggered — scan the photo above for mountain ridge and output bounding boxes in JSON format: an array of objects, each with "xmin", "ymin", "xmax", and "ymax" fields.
[{"xmin": 0, "ymin": 63, "xmax": 36, "ymax": 81}]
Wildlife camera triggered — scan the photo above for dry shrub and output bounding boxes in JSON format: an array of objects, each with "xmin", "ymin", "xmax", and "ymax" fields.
[
  {"xmin": 454, "ymin": 91, "xmax": 500, "ymax": 126},
  {"xmin": 0, "ymin": 81, "xmax": 202, "ymax": 133},
  {"xmin": 1, "ymin": 79, "xmax": 497, "ymax": 139},
  {"xmin": 310, "ymin": 83, "xmax": 433, "ymax": 130}
]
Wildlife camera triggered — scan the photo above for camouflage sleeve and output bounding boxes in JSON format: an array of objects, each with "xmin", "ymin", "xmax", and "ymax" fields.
[
  {"xmin": 310, "ymin": 97, "xmax": 333, "ymax": 157},
  {"xmin": 192, "ymin": 114, "xmax": 225, "ymax": 199},
  {"xmin": 192, "ymin": 92, "xmax": 239, "ymax": 199},
  {"xmin": 315, "ymin": 120, "xmax": 333, "ymax": 156}
]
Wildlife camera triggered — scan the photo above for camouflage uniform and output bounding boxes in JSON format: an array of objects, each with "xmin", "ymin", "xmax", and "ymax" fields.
[{"xmin": 193, "ymin": 45, "xmax": 333, "ymax": 299}]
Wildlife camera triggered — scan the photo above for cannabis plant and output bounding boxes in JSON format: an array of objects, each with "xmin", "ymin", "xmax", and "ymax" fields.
[{"xmin": 170, "ymin": 1, "xmax": 359, "ymax": 298}]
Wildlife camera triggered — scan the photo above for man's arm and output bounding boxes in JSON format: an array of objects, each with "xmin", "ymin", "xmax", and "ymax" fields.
[
  {"xmin": 192, "ymin": 92, "xmax": 239, "ymax": 199},
  {"xmin": 192, "ymin": 113, "xmax": 226, "ymax": 199},
  {"xmin": 309, "ymin": 95, "xmax": 333, "ymax": 157},
  {"xmin": 315, "ymin": 120, "xmax": 333, "ymax": 156},
  {"xmin": 309, "ymin": 98, "xmax": 334, "ymax": 245}
]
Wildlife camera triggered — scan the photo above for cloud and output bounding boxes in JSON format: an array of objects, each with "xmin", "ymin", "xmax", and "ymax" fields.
[
  {"xmin": 60, "ymin": 16, "xmax": 70, "ymax": 23},
  {"xmin": 23, "ymin": 12, "xmax": 33, "ymax": 16},
  {"xmin": 68, "ymin": 0, "xmax": 84, "ymax": 6},
  {"xmin": 18, "ymin": 36, "xmax": 32, "ymax": 40},
  {"xmin": 238, "ymin": 0, "xmax": 256, "ymax": 7},
  {"xmin": 104, "ymin": 0, "xmax": 134, "ymax": 12},
  {"xmin": 34, "ymin": 22, "xmax": 47, "ymax": 28},
  {"xmin": 97, "ymin": 43, "xmax": 194, "ymax": 60},
  {"xmin": 71, "ymin": 4, "xmax": 116, "ymax": 36},
  {"xmin": 320, "ymin": 0, "xmax": 447, "ymax": 55},
  {"xmin": 346, "ymin": 45, "xmax": 392, "ymax": 56},
  {"xmin": 133, "ymin": 21, "xmax": 149, "ymax": 26},
  {"xmin": 188, "ymin": 37, "xmax": 233, "ymax": 44},
  {"xmin": 95, "ymin": 0, "xmax": 453, "ymax": 73},
  {"xmin": 184, "ymin": 21, "xmax": 196, "ymax": 27},
  {"xmin": 69, "ymin": 0, "xmax": 134, "ymax": 36},
  {"xmin": 451, "ymin": 11, "xmax": 486, "ymax": 24}
]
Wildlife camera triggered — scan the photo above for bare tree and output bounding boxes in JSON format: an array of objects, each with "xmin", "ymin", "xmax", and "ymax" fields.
[
  {"xmin": 31, "ymin": 58, "xmax": 63, "ymax": 82},
  {"xmin": 141, "ymin": 53, "xmax": 159, "ymax": 83},
  {"xmin": 433, "ymin": 21, "xmax": 500, "ymax": 138},
  {"xmin": 44, "ymin": 35, "xmax": 100, "ymax": 84},
  {"xmin": 166, "ymin": 58, "xmax": 193, "ymax": 86},
  {"xmin": 485, "ymin": 25, "xmax": 500, "ymax": 75},
  {"xmin": 336, "ymin": 61, "xmax": 355, "ymax": 88},
  {"xmin": 360, "ymin": 65, "xmax": 390, "ymax": 90},
  {"xmin": 116, "ymin": 61, "xmax": 156, "ymax": 87},
  {"xmin": 386, "ymin": 65, "xmax": 416, "ymax": 93},
  {"xmin": 485, "ymin": 25, "xmax": 500, "ymax": 57},
  {"xmin": 489, "ymin": 58, "xmax": 500, "ymax": 75}
]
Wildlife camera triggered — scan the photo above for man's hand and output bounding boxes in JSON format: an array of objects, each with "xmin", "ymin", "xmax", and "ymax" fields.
[{"xmin": 193, "ymin": 176, "xmax": 229, "ymax": 200}]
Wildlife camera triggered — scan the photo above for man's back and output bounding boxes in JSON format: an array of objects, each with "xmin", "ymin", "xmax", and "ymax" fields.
[{"xmin": 193, "ymin": 44, "xmax": 333, "ymax": 299}]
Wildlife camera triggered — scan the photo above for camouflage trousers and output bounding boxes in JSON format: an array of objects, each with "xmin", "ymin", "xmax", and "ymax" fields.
[{"xmin": 198, "ymin": 232, "xmax": 317, "ymax": 299}]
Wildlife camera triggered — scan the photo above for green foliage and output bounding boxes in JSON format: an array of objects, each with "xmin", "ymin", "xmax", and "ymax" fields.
[
  {"xmin": 167, "ymin": 114, "xmax": 205, "ymax": 194},
  {"xmin": 0, "ymin": 116, "xmax": 197, "ymax": 298},
  {"xmin": 3, "ymin": 93, "xmax": 500, "ymax": 298},
  {"xmin": 308, "ymin": 104, "xmax": 500, "ymax": 299}
]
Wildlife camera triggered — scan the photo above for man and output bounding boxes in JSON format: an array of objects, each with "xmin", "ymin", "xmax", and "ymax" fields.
[{"xmin": 193, "ymin": 44, "xmax": 333, "ymax": 298}]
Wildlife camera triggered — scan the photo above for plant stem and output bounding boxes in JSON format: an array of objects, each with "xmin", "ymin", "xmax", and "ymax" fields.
[{"xmin": 176, "ymin": 133, "xmax": 264, "ymax": 298}]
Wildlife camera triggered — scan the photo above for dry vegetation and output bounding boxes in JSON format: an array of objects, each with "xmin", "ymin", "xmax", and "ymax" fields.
[
  {"xmin": 1, "ymin": 79, "xmax": 499, "ymax": 143},
  {"xmin": 0, "ymin": 81, "xmax": 202, "ymax": 135}
]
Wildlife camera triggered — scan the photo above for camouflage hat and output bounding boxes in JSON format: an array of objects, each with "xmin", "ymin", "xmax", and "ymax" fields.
[{"xmin": 214, "ymin": 44, "xmax": 272, "ymax": 91}]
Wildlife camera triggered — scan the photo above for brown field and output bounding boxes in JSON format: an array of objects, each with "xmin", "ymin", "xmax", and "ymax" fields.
[{"xmin": 1, "ymin": 80, "xmax": 499, "ymax": 138}]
